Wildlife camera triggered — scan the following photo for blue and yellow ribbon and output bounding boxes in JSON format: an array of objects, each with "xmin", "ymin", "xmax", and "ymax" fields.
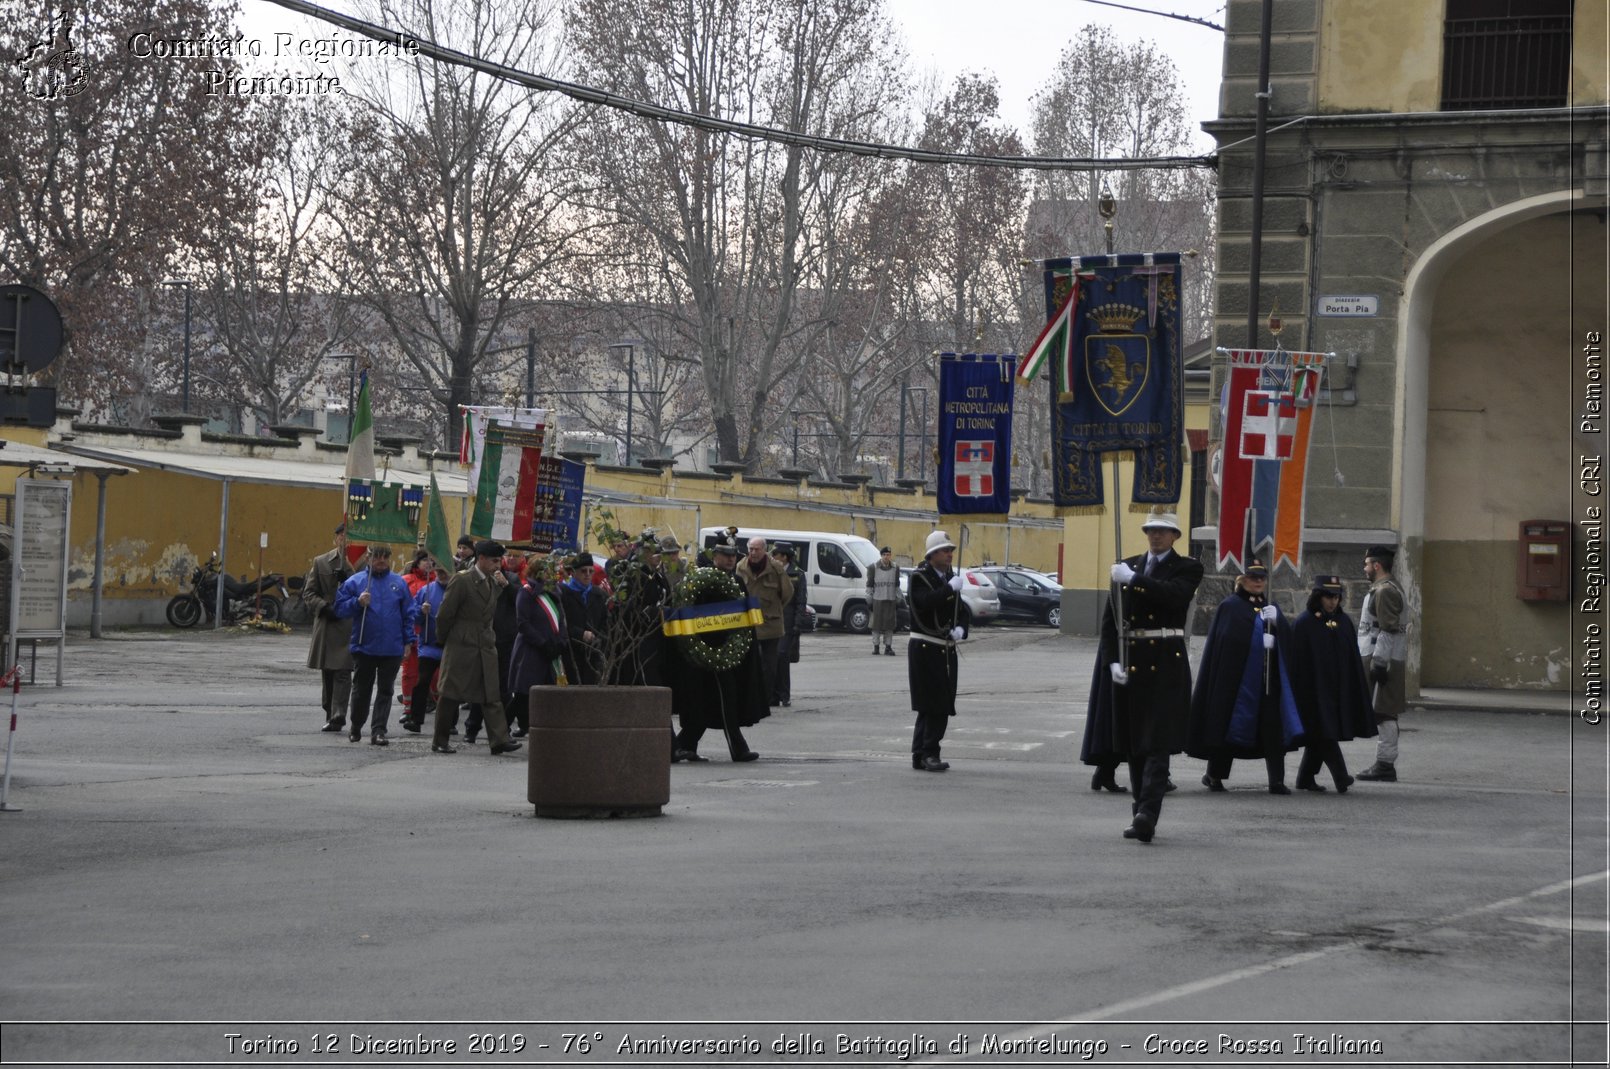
[{"xmin": 662, "ymin": 596, "xmax": 764, "ymax": 638}]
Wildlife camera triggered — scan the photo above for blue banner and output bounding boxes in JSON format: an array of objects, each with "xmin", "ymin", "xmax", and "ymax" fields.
[
  {"xmin": 554, "ymin": 458, "xmax": 584, "ymax": 551},
  {"xmin": 937, "ymin": 353, "xmax": 1014, "ymax": 518},
  {"xmin": 1045, "ymin": 253, "xmax": 1184, "ymax": 511},
  {"xmin": 529, "ymin": 456, "xmax": 586, "ymax": 553}
]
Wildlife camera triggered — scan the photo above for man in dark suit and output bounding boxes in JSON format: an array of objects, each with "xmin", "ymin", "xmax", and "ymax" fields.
[{"xmin": 1091, "ymin": 507, "xmax": 1204, "ymax": 843}]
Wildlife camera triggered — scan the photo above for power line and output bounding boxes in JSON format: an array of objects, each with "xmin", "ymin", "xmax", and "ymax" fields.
[{"xmin": 259, "ymin": 0, "xmax": 1216, "ymax": 173}]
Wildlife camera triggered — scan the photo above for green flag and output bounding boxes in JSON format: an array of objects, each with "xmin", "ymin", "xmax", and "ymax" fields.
[
  {"xmin": 425, "ymin": 470, "xmax": 453, "ymax": 570},
  {"xmin": 345, "ymin": 369, "xmax": 375, "ymax": 482}
]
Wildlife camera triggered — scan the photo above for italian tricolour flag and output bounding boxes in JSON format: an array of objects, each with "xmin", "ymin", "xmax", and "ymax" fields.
[{"xmin": 468, "ymin": 410, "xmax": 546, "ymax": 543}]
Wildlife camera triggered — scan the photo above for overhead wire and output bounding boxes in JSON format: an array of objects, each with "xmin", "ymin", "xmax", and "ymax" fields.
[{"xmin": 260, "ymin": 0, "xmax": 1217, "ymax": 173}]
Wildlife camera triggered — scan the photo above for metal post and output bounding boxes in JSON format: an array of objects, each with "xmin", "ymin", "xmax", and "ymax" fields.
[
  {"xmin": 625, "ymin": 345, "xmax": 635, "ymax": 467},
  {"xmin": 181, "ymin": 283, "xmax": 192, "ymax": 415},
  {"xmin": 526, "ymin": 327, "xmax": 536, "ymax": 409},
  {"xmin": 90, "ymin": 471, "xmax": 108, "ymax": 639},
  {"xmin": 1246, "ymin": 0, "xmax": 1273, "ymax": 349},
  {"xmin": 1100, "ymin": 187, "xmax": 1129, "ymax": 673},
  {"xmin": 919, "ymin": 390, "xmax": 929, "ymax": 482},
  {"xmin": 896, "ymin": 379, "xmax": 909, "ymax": 480},
  {"xmin": 214, "ymin": 478, "xmax": 231, "ymax": 630},
  {"xmin": 792, "ymin": 416, "xmax": 800, "ymax": 468}
]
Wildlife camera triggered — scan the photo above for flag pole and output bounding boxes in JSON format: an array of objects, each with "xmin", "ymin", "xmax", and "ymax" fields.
[{"xmin": 1099, "ymin": 189, "xmax": 1130, "ymax": 676}]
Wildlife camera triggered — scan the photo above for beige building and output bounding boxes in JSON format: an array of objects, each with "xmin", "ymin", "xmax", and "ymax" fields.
[{"xmin": 1203, "ymin": 0, "xmax": 1607, "ymax": 690}]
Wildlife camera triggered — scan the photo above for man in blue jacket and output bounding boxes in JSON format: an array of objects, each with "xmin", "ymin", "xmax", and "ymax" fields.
[{"xmin": 335, "ymin": 545, "xmax": 417, "ymax": 746}]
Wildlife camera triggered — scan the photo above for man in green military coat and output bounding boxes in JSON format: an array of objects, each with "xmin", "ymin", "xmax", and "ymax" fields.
[
  {"xmin": 430, "ymin": 540, "xmax": 522, "ymax": 756},
  {"xmin": 304, "ymin": 523, "xmax": 356, "ymax": 732}
]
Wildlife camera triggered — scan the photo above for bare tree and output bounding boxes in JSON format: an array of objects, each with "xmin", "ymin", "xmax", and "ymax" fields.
[
  {"xmin": 325, "ymin": 0, "xmax": 595, "ymax": 445},
  {"xmin": 1027, "ymin": 26, "xmax": 1216, "ymax": 339},
  {"xmin": 194, "ymin": 100, "xmax": 360, "ymax": 427},
  {"xmin": 0, "ymin": 0, "xmax": 258, "ymax": 412},
  {"xmin": 565, "ymin": 0, "xmax": 908, "ymax": 470}
]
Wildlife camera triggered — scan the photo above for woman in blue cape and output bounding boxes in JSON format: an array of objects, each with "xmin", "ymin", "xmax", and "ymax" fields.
[{"xmin": 1186, "ymin": 560, "xmax": 1304, "ymax": 793}]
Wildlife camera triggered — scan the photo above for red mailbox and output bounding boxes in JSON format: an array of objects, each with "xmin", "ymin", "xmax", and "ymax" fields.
[{"xmin": 1517, "ymin": 520, "xmax": 1569, "ymax": 601}]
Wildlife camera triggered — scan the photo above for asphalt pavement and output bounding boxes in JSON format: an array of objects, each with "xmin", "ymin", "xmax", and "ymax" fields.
[{"xmin": 0, "ymin": 622, "xmax": 1605, "ymax": 1067}]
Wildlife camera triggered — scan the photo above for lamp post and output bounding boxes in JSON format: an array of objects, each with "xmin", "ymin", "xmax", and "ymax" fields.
[
  {"xmin": 328, "ymin": 352, "xmax": 358, "ymax": 442},
  {"xmin": 162, "ymin": 279, "xmax": 192, "ymax": 414},
  {"xmin": 607, "ymin": 341, "xmax": 642, "ymax": 467}
]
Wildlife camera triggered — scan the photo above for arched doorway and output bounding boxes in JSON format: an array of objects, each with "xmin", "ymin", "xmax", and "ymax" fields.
[{"xmin": 1398, "ymin": 192, "xmax": 1601, "ymax": 688}]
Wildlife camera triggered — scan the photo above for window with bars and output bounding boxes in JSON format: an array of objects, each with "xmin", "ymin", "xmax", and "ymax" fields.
[{"xmin": 1442, "ymin": 0, "xmax": 1573, "ymax": 110}]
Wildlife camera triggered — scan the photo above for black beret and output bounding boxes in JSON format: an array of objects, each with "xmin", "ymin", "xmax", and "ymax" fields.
[
  {"xmin": 334, "ymin": 522, "xmax": 346, "ymax": 535},
  {"xmin": 571, "ymin": 551, "xmax": 594, "ymax": 568},
  {"xmin": 1365, "ymin": 545, "xmax": 1395, "ymax": 568},
  {"xmin": 456, "ymin": 535, "xmax": 476, "ymax": 549},
  {"xmin": 474, "ymin": 540, "xmax": 505, "ymax": 559},
  {"xmin": 772, "ymin": 542, "xmax": 795, "ymax": 557}
]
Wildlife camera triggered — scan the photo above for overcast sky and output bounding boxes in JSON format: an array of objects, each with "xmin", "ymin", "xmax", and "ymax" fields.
[
  {"xmin": 239, "ymin": 0, "xmax": 1226, "ymax": 151},
  {"xmin": 885, "ymin": 0, "xmax": 1226, "ymax": 150}
]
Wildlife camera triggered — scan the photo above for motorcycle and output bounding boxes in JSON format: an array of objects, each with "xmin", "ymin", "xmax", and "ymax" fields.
[{"xmin": 165, "ymin": 554, "xmax": 288, "ymax": 628}]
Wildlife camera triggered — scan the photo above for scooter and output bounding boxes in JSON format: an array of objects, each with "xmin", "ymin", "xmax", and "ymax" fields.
[{"xmin": 165, "ymin": 555, "xmax": 287, "ymax": 628}]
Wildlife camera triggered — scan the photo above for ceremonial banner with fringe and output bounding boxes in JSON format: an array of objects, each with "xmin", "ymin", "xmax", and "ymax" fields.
[
  {"xmin": 937, "ymin": 353, "xmax": 1014, "ymax": 519},
  {"xmin": 1043, "ymin": 254, "xmax": 1185, "ymax": 512},
  {"xmin": 528, "ymin": 455, "xmax": 585, "ymax": 553},
  {"xmin": 468, "ymin": 410, "xmax": 546, "ymax": 542},
  {"xmin": 1217, "ymin": 348, "xmax": 1329, "ymax": 572},
  {"xmin": 661, "ymin": 596, "xmax": 765, "ymax": 637}
]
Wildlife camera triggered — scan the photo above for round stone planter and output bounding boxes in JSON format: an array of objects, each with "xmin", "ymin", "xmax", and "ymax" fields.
[{"xmin": 527, "ymin": 685, "xmax": 672, "ymax": 819}]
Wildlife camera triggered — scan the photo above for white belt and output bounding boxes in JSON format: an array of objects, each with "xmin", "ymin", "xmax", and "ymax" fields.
[
  {"xmin": 1128, "ymin": 628, "xmax": 1184, "ymax": 639},
  {"xmin": 910, "ymin": 632, "xmax": 957, "ymax": 648}
]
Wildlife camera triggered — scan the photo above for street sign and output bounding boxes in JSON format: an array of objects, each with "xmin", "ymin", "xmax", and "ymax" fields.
[{"xmin": 1316, "ymin": 294, "xmax": 1379, "ymax": 317}]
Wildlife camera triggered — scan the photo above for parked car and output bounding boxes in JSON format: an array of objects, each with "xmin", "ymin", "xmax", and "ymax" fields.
[
  {"xmin": 699, "ymin": 526, "xmax": 882, "ymax": 632},
  {"xmin": 898, "ymin": 566, "xmax": 999, "ymax": 627},
  {"xmin": 974, "ymin": 566, "xmax": 1063, "ymax": 628}
]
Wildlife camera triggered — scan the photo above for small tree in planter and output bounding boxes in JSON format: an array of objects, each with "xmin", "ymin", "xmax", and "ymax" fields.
[{"xmin": 526, "ymin": 509, "xmax": 674, "ymax": 819}]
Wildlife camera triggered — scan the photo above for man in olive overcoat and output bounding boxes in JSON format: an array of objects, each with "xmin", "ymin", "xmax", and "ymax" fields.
[
  {"xmin": 430, "ymin": 540, "xmax": 521, "ymax": 756},
  {"xmin": 304, "ymin": 523, "xmax": 355, "ymax": 732}
]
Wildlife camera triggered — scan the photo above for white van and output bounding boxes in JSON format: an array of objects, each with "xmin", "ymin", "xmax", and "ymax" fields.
[{"xmin": 697, "ymin": 526, "xmax": 883, "ymax": 631}]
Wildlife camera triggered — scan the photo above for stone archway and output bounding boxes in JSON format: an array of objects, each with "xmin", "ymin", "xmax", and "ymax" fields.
[{"xmin": 1396, "ymin": 190, "xmax": 1599, "ymax": 688}]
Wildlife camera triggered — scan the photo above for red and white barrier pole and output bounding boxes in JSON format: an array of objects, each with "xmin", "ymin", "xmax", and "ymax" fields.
[{"xmin": 0, "ymin": 668, "xmax": 20, "ymax": 812}]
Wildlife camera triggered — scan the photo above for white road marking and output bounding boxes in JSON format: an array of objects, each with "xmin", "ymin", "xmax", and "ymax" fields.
[{"xmin": 908, "ymin": 871, "xmax": 1610, "ymax": 1064}]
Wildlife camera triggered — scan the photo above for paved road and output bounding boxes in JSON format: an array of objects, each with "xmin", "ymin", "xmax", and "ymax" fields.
[{"xmin": 0, "ymin": 624, "xmax": 1604, "ymax": 1066}]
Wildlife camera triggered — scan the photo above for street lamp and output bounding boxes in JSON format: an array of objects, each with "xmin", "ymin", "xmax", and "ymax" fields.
[
  {"xmin": 607, "ymin": 341, "xmax": 643, "ymax": 467},
  {"xmin": 162, "ymin": 279, "xmax": 192, "ymax": 414},
  {"xmin": 327, "ymin": 352, "xmax": 358, "ymax": 442}
]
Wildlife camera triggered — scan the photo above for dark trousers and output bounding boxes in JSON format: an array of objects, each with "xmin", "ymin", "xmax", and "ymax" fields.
[
  {"xmin": 756, "ymin": 638, "xmax": 779, "ymax": 706},
  {"xmin": 911, "ymin": 711, "xmax": 948, "ymax": 759},
  {"xmin": 407, "ymin": 656, "xmax": 439, "ymax": 727},
  {"xmin": 1207, "ymin": 753, "xmax": 1287, "ymax": 787},
  {"xmin": 1298, "ymin": 739, "xmax": 1349, "ymax": 784},
  {"xmin": 1127, "ymin": 754, "xmax": 1171, "ymax": 825},
  {"xmin": 509, "ymin": 692, "xmax": 529, "ymax": 733},
  {"xmin": 434, "ymin": 695, "xmax": 510, "ymax": 749},
  {"xmin": 674, "ymin": 723, "xmax": 750, "ymax": 760},
  {"xmin": 773, "ymin": 650, "xmax": 792, "ymax": 703},
  {"xmin": 320, "ymin": 668, "xmax": 351, "ymax": 725},
  {"xmin": 349, "ymin": 653, "xmax": 402, "ymax": 737}
]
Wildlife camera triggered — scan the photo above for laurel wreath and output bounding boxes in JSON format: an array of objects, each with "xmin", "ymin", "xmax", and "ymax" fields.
[{"xmin": 672, "ymin": 567, "xmax": 754, "ymax": 673}]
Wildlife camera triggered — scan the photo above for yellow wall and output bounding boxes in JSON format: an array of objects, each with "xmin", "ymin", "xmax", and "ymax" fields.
[
  {"xmin": 1574, "ymin": 0, "xmax": 1610, "ymax": 106},
  {"xmin": 1318, "ymin": 0, "xmax": 1443, "ymax": 114},
  {"xmin": 1317, "ymin": 0, "xmax": 1607, "ymax": 113}
]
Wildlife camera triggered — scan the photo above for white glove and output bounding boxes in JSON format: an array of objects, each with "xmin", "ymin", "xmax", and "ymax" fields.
[
  {"xmin": 1262, "ymin": 632, "xmax": 1276, "ymax": 650},
  {"xmin": 949, "ymin": 626, "xmax": 965, "ymax": 642},
  {"xmin": 947, "ymin": 574, "xmax": 965, "ymax": 592},
  {"xmin": 1110, "ymin": 663, "xmax": 1129, "ymax": 685},
  {"xmin": 1110, "ymin": 562, "xmax": 1136, "ymax": 584},
  {"xmin": 1260, "ymin": 604, "xmax": 1278, "ymax": 622}
]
